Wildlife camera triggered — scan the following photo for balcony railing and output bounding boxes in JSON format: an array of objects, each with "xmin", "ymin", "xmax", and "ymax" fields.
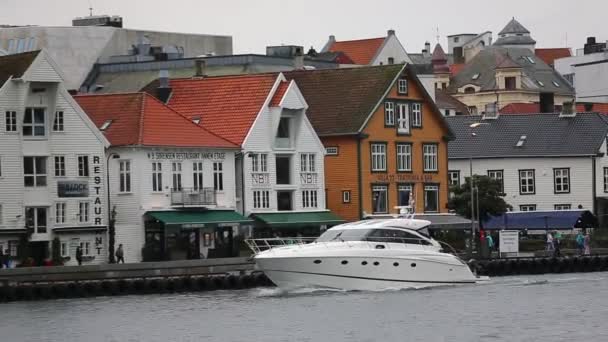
[{"xmin": 170, "ymin": 187, "xmax": 216, "ymax": 206}]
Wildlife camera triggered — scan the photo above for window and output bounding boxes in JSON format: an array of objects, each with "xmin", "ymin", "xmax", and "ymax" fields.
[
  {"xmin": 396, "ymin": 143, "xmax": 412, "ymax": 172},
  {"xmin": 55, "ymin": 202, "xmax": 66, "ymax": 224},
  {"xmin": 454, "ymin": 37, "xmax": 460, "ymax": 43},
  {"xmin": 193, "ymin": 162, "xmax": 204, "ymax": 190},
  {"xmin": 423, "ymin": 185, "xmax": 439, "ymax": 213},
  {"xmin": 60, "ymin": 242, "xmax": 69, "ymax": 258},
  {"xmin": 276, "ymin": 117, "xmax": 291, "ymax": 148},
  {"xmin": 119, "ymin": 161, "xmax": 131, "ymax": 193},
  {"xmin": 505, "ymin": 77, "xmax": 517, "ymax": 90},
  {"xmin": 398, "ymin": 184, "xmax": 413, "ymax": 207},
  {"xmin": 396, "ymin": 103, "xmax": 410, "ymax": 134},
  {"xmin": 302, "ymin": 190, "xmax": 318, "ymax": 208},
  {"xmin": 80, "ymin": 241, "xmax": 91, "ymax": 256},
  {"xmin": 23, "ymin": 156, "xmax": 47, "ymax": 187},
  {"xmin": 370, "ymin": 143, "xmax": 387, "ymax": 172},
  {"xmin": 520, "ymin": 205, "xmax": 536, "ymax": 212},
  {"xmin": 53, "ymin": 111, "xmax": 64, "ymax": 131},
  {"xmin": 78, "ymin": 156, "xmax": 89, "ymax": 177},
  {"xmin": 537, "ymin": 80, "xmax": 545, "ymax": 87},
  {"xmin": 411, "ymin": 103, "xmax": 422, "ymax": 127},
  {"xmin": 552, "ymin": 81, "xmax": 561, "ymax": 88},
  {"xmin": 325, "ymin": 147, "xmax": 338, "ymax": 156},
  {"xmin": 525, "ymin": 56, "xmax": 536, "ymax": 64},
  {"xmin": 251, "ymin": 154, "xmax": 268, "ymax": 172},
  {"xmin": 253, "ymin": 190, "xmax": 270, "ymax": 209},
  {"xmin": 554, "ymin": 168, "xmax": 570, "ymax": 194},
  {"xmin": 398, "ymin": 79, "xmax": 408, "ymax": 94},
  {"xmin": 423, "ymin": 144, "xmax": 438, "ymax": 172},
  {"xmin": 472, "ymin": 74, "xmax": 480, "ymax": 80},
  {"xmin": 152, "ymin": 162, "xmax": 163, "ymax": 192},
  {"xmin": 277, "ymin": 191, "xmax": 293, "ymax": 211},
  {"xmin": 79, "ymin": 202, "xmax": 90, "ymax": 223},
  {"xmin": 276, "ymin": 156, "xmax": 291, "ymax": 185},
  {"xmin": 464, "ymin": 87, "xmax": 476, "ymax": 94},
  {"xmin": 555, "ymin": 204, "xmax": 571, "ymax": 211},
  {"xmin": 5, "ymin": 111, "xmax": 17, "ymax": 132},
  {"xmin": 372, "ymin": 185, "xmax": 388, "ymax": 214},
  {"xmin": 54, "ymin": 156, "xmax": 65, "ymax": 177},
  {"xmin": 488, "ymin": 170, "xmax": 504, "ymax": 194},
  {"xmin": 300, "ymin": 154, "xmax": 316, "ymax": 172},
  {"xmin": 171, "ymin": 162, "xmax": 182, "ymax": 190},
  {"xmin": 468, "ymin": 106, "xmax": 478, "ymax": 115},
  {"xmin": 8, "ymin": 241, "xmax": 18, "ymax": 257},
  {"xmin": 448, "ymin": 171, "xmax": 460, "ymax": 186},
  {"xmin": 23, "ymin": 108, "xmax": 46, "ymax": 137},
  {"xmin": 213, "ymin": 162, "xmax": 223, "ymax": 191},
  {"xmin": 519, "ymin": 170, "xmax": 535, "ymax": 194},
  {"xmin": 385, "ymin": 102, "xmax": 395, "ymax": 126},
  {"xmin": 604, "ymin": 168, "xmax": 608, "ymax": 193},
  {"xmin": 342, "ymin": 190, "xmax": 351, "ymax": 203},
  {"xmin": 388, "ymin": 57, "xmax": 395, "ymax": 65},
  {"xmin": 7, "ymin": 39, "xmax": 15, "ymax": 53},
  {"xmin": 25, "ymin": 207, "xmax": 47, "ymax": 233},
  {"xmin": 16, "ymin": 38, "xmax": 25, "ymax": 53},
  {"xmin": 26, "ymin": 37, "xmax": 36, "ymax": 51}
]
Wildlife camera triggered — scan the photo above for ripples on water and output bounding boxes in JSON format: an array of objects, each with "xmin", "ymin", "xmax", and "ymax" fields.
[{"xmin": 1, "ymin": 273, "xmax": 608, "ymax": 342}]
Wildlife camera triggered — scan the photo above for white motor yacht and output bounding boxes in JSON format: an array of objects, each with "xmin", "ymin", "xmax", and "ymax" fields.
[{"xmin": 246, "ymin": 219, "xmax": 488, "ymax": 291}]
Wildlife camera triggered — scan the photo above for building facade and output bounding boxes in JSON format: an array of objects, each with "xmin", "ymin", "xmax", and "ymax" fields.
[
  {"xmin": 285, "ymin": 65, "xmax": 453, "ymax": 222},
  {"xmin": 0, "ymin": 51, "xmax": 109, "ymax": 266}
]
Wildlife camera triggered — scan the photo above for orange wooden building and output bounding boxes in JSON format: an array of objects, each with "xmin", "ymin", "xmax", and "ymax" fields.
[{"xmin": 286, "ymin": 64, "xmax": 453, "ymax": 221}]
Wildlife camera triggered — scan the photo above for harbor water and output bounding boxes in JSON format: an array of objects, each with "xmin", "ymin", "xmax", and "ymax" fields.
[{"xmin": 1, "ymin": 272, "xmax": 607, "ymax": 342}]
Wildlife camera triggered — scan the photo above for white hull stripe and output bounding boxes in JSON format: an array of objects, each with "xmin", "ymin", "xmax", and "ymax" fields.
[{"xmin": 265, "ymin": 270, "xmax": 477, "ymax": 284}]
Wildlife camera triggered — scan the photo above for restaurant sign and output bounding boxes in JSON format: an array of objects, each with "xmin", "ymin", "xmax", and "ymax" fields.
[
  {"xmin": 372, "ymin": 174, "xmax": 434, "ymax": 183},
  {"xmin": 58, "ymin": 180, "xmax": 89, "ymax": 198}
]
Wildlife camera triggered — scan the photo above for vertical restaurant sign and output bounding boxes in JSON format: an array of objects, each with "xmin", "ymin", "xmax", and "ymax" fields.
[{"xmin": 93, "ymin": 156, "xmax": 103, "ymax": 226}]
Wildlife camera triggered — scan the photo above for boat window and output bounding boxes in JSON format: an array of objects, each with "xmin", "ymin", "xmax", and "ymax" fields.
[
  {"xmin": 366, "ymin": 229, "xmax": 431, "ymax": 245},
  {"xmin": 316, "ymin": 229, "xmax": 371, "ymax": 242}
]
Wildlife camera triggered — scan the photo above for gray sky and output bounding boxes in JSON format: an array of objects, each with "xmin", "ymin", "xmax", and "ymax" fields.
[{"xmin": 0, "ymin": 0, "xmax": 604, "ymax": 54}]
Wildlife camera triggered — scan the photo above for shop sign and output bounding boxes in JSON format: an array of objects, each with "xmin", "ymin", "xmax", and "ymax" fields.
[
  {"xmin": 58, "ymin": 180, "xmax": 89, "ymax": 197},
  {"xmin": 499, "ymin": 230, "xmax": 519, "ymax": 254},
  {"xmin": 92, "ymin": 156, "xmax": 103, "ymax": 226},
  {"xmin": 373, "ymin": 174, "xmax": 434, "ymax": 183},
  {"xmin": 147, "ymin": 152, "xmax": 226, "ymax": 160},
  {"xmin": 183, "ymin": 223, "xmax": 206, "ymax": 229}
]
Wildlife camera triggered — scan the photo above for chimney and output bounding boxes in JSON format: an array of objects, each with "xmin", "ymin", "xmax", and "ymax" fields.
[
  {"xmin": 195, "ymin": 59, "xmax": 207, "ymax": 77},
  {"xmin": 293, "ymin": 47, "xmax": 304, "ymax": 70},
  {"xmin": 387, "ymin": 29, "xmax": 395, "ymax": 36},
  {"xmin": 157, "ymin": 70, "xmax": 172, "ymax": 103},
  {"xmin": 423, "ymin": 42, "xmax": 431, "ymax": 58},
  {"xmin": 453, "ymin": 47, "xmax": 464, "ymax": 64}
]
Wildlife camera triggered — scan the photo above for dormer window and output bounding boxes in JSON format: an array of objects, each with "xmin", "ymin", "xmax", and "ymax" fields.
[
  {"xmin": 398, "ymin": 79, "xmax": 408, "ymax": 94},
  {"xmin": 537, "ymin": 80, "xmax": 545, "ymax": 87},
  {"xmin": 505, "ymin": 77, "xmax": 517, "ymax": 90},
  {"xmin": 552, "ymin": 81, "xmax": 560, "ymax": 88},
  {"xmin": 472, "ymin": 73, "xmax": 480, "ymax": 80},
  {"xmin": 516, "ymin": 135, "xmax": 527, "ymax": 147},
  {"xmin": 464, "ymin": 87, "xmax": 476, "ymax": 94},
  {"xmin": 275, "ymin": 117, "xmax": 292, "ymax": 148},
  {"xmin": 524, "ymin": 56, "xmax": 536, "ymax": 64},
  {"xmin": 192, "ymin": 116, "xmax": 201, "ymax": 124}
]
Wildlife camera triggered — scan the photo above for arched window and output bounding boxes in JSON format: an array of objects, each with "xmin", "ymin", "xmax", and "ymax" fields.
[{"xmin": 464, "ymin": 87, "xmax": 476, "ymax": 94}]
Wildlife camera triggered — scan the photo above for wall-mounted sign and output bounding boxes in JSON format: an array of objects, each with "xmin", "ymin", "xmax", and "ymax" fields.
[
  {"xmin": 147, "ymin": 152, "xmax": 226, "ymax": 160},
  {"xmin": 58, "ymin": 180, "xmax": 89, "ymax": 197},
  {"xmin": 373, "ymin": 174, "xmax": 434, "ymax": 183}
]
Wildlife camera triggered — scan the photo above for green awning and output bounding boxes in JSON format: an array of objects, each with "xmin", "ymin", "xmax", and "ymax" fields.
[
  {"xmin": 148, "ymin": 210, "xmax": 252, "ymax": 229},
  {"xmin": 252, "ymin": 211, "xmax": 345, "ymax": 228}
]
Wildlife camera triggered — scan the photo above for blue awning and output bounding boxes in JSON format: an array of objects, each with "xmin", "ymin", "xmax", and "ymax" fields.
[{"xmin": 485, "ymin": 210, "xmax": 597, "ymax": 230}]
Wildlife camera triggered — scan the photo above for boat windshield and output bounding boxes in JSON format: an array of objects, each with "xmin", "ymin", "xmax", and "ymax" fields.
[
  {"xmin": 316, "ymin": 228, "xmax": 431, "ymax": 245},
  {"xmin": 316, "ymin": 229, "xmax": 372, "ymax": 242}
]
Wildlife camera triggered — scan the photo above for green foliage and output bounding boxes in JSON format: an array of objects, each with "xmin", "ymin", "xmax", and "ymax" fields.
[
  {"xmin": 51, "ymin": 237, "xmax": 64, "ymax": 266},
  {"xmin": 448, "ymin": 175, "xmax": 512, "ymax": 225}
]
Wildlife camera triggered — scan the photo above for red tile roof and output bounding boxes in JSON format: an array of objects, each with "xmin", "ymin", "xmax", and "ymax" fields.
[
  {"xmin": 149, "ymin": 74, "xmax": 278, "ymax": 146},
  {"xmin": 328, "ymin": 37, "xmax": 386, "ymax": 65},
  {"xmin": 535, "ymin": 48, "xmax": 572, "ymax": 66},
  {"xmin": 74, "ymin": 93, "xmax": 237, "ymax": 148},
  {"xmin": 270, "ymin": 81, "xmax": 289, "ymax": 107}
]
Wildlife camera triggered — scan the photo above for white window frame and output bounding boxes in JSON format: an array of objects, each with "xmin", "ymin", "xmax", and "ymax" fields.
[
  {"xmin": 251, "ymin": 154, "xmax": 268, "ymax": 173},
  {"xmin": 53, "ymin": 110, "xmax": 64, "ymax": 132},
  {"xmin": 553, "ymin": 168, "xmax": 570, "ymax": 194},
  {"xmin": 5, "ymin": 111, "xmax": 17, "ymax": 132},
  {"xmin": 325, "ymin": 147, "xmax": 339, "ymax": 156},
  {"xmin": 55, "ymin": 202, "xmax": 66, "ymax": 224},
  {"xmin": 604, "ymin": 168, "xmax": 608, "ymax": 193},
  {"xmin": 25, "ymin": 207, "xmax": 47, "ymax": 234},
  {"xmin": 78, "ymin": 155, "xmax": 89, "ymax": 177},
  {"xmin": 213, "ymin": 162, "xmax": 223, "ymax": 191},
  {"xmin": 300, "ymin": 153, "xmax": 316, "ymax": 172},
  {"xmin": 398, "ymin": 79, "xmax": 408, "ymax": 94},
  {"xmin": 371, "ymin": 143, "xmax": 387, "ymax": 172},
  {"xmin": 193, "ymin": 162, "xmax": 204, "ymax": 190},
  {"xmin": 80, "ymin": 241, "xmax": 92, "ymax": 256},
  {"xmin": 520, "ymin": 204, "xmax": 537, "ymax": 212},
  {"xmin": 60, "ymin": 241, "xmax": 69, "ymax": 258},
  {"xmin": 24, "ymin": 156, "xmax": 47, "ymax": 187},
  {"xmin": 424, "ymin": 185, "xmax": 439, "ymax": 213},
  {"xmin": 519, "ymin": 170, "xmax": 535, "ymax": 195},
  {"xmin": 423, "ymin": 144, "xmax": 438, "ymax": 172},
  {"xmin": 253, "ymin": 190, "xmax": 270, "ymax": 209},
  {"xmin": 396, "ymin": 103, "xmax": 410, "ymax": 134},
  {"xmin": 397, "ymin": 184, "xmax": 413, "ymax": 207},
  {"xmin": 554, "ymin": 204, "xmax": 571, "ymax": 211},
  {"xmin": 23, "ymin": 107, "xmax": 46, "ymax": 137},
  {"xmin": 54, "ymin": 156, "xmax": 66, "ymax": 177},
  {"xmin": 488, "ymin": 170, "xmax": 504, "ymax": 193},
  {"xmin": 302, "ymin": 190, "xmax": 318, "ymax": 209},
  {"xmin": 396, "ymin": 143, "xmax": 412, "ymax": 172},
  {"xmin": 448, "ymin": 171, "xmax": 460, "ymax": 186},
  {"xmin": 411, "ymin": 103, "xmax": 422, "ymax": 127},
  {"xmin": 342, "ymin": 190, "xmax": 351, "ymax": 203},
  {"xmin": 78, "ymin": 202, "xmax": 90, "ymax": 223},
  {"xmin": 172, "ymin": 162, "xmax": 182, "ymax": 191},
  {"xmin": 385, "ymin": 102, "xmax": 395, "ymax": 126},
  {"xmin": 119, "ymin": 160, "xmax": 131, "ymax": 193},
  {"xmin": 372, "ymin": 185, "xmax": 389, "ymax": 214},
  {"xmin": 151, "ymin": 162, "xmax": 163, "ymax": 192}
]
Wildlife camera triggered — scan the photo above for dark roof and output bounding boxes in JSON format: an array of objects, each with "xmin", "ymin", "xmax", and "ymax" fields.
[
  {"xmin": 499, "ymin": 18, "xmax": 531, "ymax": 35},
  {"xmin": 447, "ymin": 47, "xmax": 574, "ymax": 95},
  {"xmin": 283, "ymin": 64, "xmax": 404, "ymax": 135},
  {"xmin": 435, "ymin": 89, "xmax": 470, "ymax": 114},
  {"xmin": 446, "ymin": 113, "xmax": 608, "ymax": 159},
  {"xmin": 410, "ymin": 53, "xmax": 454, "ymax": 65},
  {"xmin": 0, "ymin": 50, "xmax": 40, "ymax": 86},
  {"xmin": 494, "ymin": 35, "xmax": 537, "ymax": 46}
]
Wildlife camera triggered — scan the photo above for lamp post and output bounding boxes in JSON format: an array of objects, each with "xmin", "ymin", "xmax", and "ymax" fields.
[
  {"xmin": 106, "ymin": 152, "xmax": 120, "ymax": 263},
  {"xmin": 468, "ymin": 122, "xmax": 488, "ymax": 258}
]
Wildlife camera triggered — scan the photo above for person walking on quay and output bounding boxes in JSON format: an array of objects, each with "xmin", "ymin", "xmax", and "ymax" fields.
[
  {"xmin": 115, "ymin": 244, "xmax": 125, "ymax": 264},
  {"xmin": 583, "ymin": 232, "xmax": 591, "ymax": 256},
  {"xmin": 546, "ymin": 232, "xmax": 554, "ymax": 254},
  {"xmin": 553, "ymin": 231, "xmax": 562, "ymax": 257},
  {"xmin": 75, "ymin": 246, "xmax": 83, "ymax": 266},
  {"xmin": 576, "ymin": 231, "xmax": 585, "ymax": 256},
  {"xmin": 487, "ymin": 233, "xmax": 495, "ymax": 256}
]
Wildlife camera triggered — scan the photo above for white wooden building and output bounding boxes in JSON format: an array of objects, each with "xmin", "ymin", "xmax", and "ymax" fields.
[
  {"xmin": 446, "ymin": 113, "xmax": 608, "ymax": 224},
  {"xmin": 0, "ymin": 50, "xmax": 110, "ymax": 266}
]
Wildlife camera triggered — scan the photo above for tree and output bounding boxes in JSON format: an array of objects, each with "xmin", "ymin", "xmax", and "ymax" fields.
[{"xmin": 448, "ymin": 175, "xmax": 512, "ymax": 226}]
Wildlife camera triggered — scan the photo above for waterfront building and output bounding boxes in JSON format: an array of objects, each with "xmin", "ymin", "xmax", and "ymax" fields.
[
  {"xmin": 446, "ymin": 112, "xmax": 608, "ymax": 227},
  {"xmin": 320, "ymin": 30, "xmax": 412, "ymax": 66},
  {"xmin": 0, "ymin": 14, "xmax": 232, "ymax": 90},
  {"xmin": 144, "ymin": 73, "xmax": 341, "ymax": 236},
  {"xmin": 284, "ymin": 64, "xmax": 454, "ymax": 221},
  {"xmin": 0, "ymin": 50, "xmax": 110, "ymax": 266},
  {"xmin": 75, "ymin": 92, "xmax": 244, "ymax": 262}
]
